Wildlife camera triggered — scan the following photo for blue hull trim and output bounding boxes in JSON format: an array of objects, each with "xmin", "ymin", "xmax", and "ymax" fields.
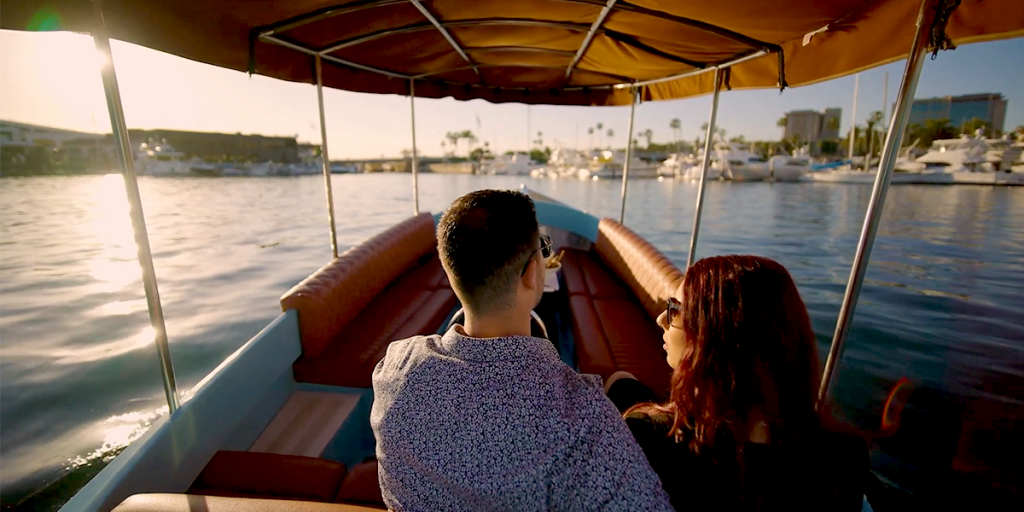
[{"xmin": 60, "ymin": 310, "xmax": 302, "ymax": 512}]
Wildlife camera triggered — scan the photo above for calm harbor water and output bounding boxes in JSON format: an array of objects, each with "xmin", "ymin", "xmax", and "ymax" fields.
[{"xmin": 1, "ymin": 174, "xmax": 1022, "ymax": 509}]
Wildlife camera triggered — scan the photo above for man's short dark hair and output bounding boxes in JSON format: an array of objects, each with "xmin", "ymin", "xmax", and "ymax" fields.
[{"xmin": 437, "ymin": 190, "xmax": 539, "ymax": 314}]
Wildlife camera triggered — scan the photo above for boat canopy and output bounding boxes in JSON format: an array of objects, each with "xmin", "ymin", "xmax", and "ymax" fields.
[{"xmin": 1, "ymin": 0, "xmax": 1021, "ymax": 106}]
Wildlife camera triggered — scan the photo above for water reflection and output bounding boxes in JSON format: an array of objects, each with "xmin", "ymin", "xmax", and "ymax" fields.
[{"xmin": 85, "ymin": 174, "xmax": 140, "ymax": 293}]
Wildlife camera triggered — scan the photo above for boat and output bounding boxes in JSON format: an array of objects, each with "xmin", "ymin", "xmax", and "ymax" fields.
[
  {"xmin": 537, "ymin": 148, "xmax": 588, "ymax": 178},
  {"xmin": 2, "ymin": 1, "xmax": 1021, "ymax": 511},
  {"xmin": 911, "ymin": 134, "xmax": 988, "ymax": 172},
  {"xmin": 189, "ymin": 160, "xmax": 222, "ymax": 177},
  {"xmin": 657, "ymin": 153, "xmax": 692, "ymax": 178},
  {"xmin": 133, "ymin": 140, "xmax": 189, "ymax": 176},
  {"xmin": 581, "ymin": 150, "xmax": 658, "ymax": 180},
  {"xmin": 713, "ymin": 142, "xmax": 771, "ymax": 181},
  {"xmin": 479, "ymin": 152, "xmax": 539, "ymax": 176},
  {"xmin": 983, "ymin": 134, "xmax": 1022, "ymax": 172},
  {"xmin": 768, "ymin": 155, "xmax": 810, "ymax": 182}
]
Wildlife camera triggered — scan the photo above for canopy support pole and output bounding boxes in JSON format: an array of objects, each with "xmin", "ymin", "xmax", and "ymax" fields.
[
  {"xmin": 818, "ymin": 0, "xmax": 931, "ymax": 406},
  {"xmin": 686, "ymin": 67, "xmax": 723, "ymax": 268},
  {"xmin": 618, "ymin": 87, "xmax": 638, "ymax": 224},
  {"xmin": 315, "ymin": 54, "xmax": 339, "ymax": 258},
  {"xmin": 410, "ymin": 79, "xmax": 420, "ymax": 215},
  {"xmin": 92, "ymin": 0, "xmax": 179, "ymax": 414}
]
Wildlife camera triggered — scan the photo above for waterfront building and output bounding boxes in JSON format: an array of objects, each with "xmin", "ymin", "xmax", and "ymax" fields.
[
  {"xmin": 906, "ymin": 93, "xmax": 1007, "ymax": 133},
  {"xmin": 784, "ymin": 108, "xmax": 842, "ymax": 143}
]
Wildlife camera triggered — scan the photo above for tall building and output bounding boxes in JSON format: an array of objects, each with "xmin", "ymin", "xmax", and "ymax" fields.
[
  {"xmin": 906, "ymin": 93, "xmax": 1007, "ymax": 132},
  {"xmin": 783, "ymin": 108, "xmax": 842, "ymax": 143}
]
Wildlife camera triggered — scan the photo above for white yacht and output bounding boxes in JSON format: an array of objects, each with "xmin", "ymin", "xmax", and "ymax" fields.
[
  {"xmin": 134, "ymin": 140, "xmax": 190, "ymax": 176},
  {"xmin": 579, "ymin": 150, "xmax": 658, "ymax": 180},
  {"xmin": 715, "ymin": 142, "xmax": 771, "ymax": 181},
  {"xmin": 984, "ymin": 135, "xmax": 1022, "ymax": 172},
  {"xmin": 537, "ymin": 149, "xmax": 587, "ymax": 179},
  {"xmin": 480, "ymin": 152, "xmax": 539, "ymax": 176},
  {"xmin": 657, "ymin": 153, "xmax": 692, "ymax": 178},
  {"xmin": 681, "ymin": 150, "xmax": 723, "ymax": 181},
  {"xmin": 910, "ymin": 135, "xmax": 988, "ymax": 172},
  {"xmin": 768, "ymin": 150, "xmax": 811, "ymax": 182}
]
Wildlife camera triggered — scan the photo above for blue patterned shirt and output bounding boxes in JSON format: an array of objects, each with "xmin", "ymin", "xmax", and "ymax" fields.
[{"xmin": 371, "ymin": 326, "xmax": 674, "ymax": 511}]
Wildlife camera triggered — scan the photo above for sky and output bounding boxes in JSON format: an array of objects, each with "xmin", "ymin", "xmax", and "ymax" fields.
[{"xmin": 1, "ymin": 30, "xmax": 1022, "ymax": 159}]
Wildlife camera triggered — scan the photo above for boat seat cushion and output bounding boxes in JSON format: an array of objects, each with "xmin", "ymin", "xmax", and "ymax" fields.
[
  {"xmin": 280, "ymin": 213, "xmax": 437, "ymax": 358},
  {"xmin": 112, "ymin": 494, "xmax": 385, "ymax": 512},
  {"xmin": 560, "ymin": 219, "xmax": 682, "ymax": 397},
  {"xmin": 594, "ymin": 218, "xmax": 683, "ymax": 320},
  {"xmin": 292, "ymin": 281, "xmax": 456, "ymax": 388},
  {"xmin": 335, "ymin": 460, "xmax": 385, "ymax": 508},
  {"xmin": 188, "ymin": 451, "xmax": 347, "ymax": 503}
]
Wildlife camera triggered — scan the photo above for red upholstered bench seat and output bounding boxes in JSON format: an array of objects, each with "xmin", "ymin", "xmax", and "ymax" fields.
[
  {"xmin": 560, "ymin": 219, "xmax": 683, "ymax": 397},
  {"xmin": 292, "ymin": 258, "xmax": 455, "ymax": 388},
  {"xmin": 189, "ymin": 452, "xmax": 386, "ymax": 508},
  {"xmin": 282, "ymin": 214, "xmax": 457, "ymax": 389},
  {"xmin": 188, "ymin": 451, "xmax": 347, "ymax": 502}
]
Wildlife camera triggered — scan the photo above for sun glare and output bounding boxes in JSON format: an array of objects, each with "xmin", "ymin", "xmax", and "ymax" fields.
[{"xmin": 86, "ymin": 174, "xmax": 141, "ymax": 292}]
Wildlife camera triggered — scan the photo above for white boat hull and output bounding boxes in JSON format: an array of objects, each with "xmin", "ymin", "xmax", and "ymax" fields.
[
  {"xmin": 724, "ymin": 164, "xmax": 770, "ymax": 182},
  {"xmin": 802, "ymin": 169, "xmax": 1024, "ymax": 185}
]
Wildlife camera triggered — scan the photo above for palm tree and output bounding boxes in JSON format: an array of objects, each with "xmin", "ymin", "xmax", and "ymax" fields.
[
  {"xmin": 641, "ymin": 129, "xmax": 653, "ymax": 149},
  {"xmin": 596, "ymin": 122, "xmax": 604, "ymax": 149},
  {"xmin": 669, "ymin": 118, "xmax": 682, "ymax": 152},
  {"xmin": 606, "ymin": 129, "xmax": 614, "ymax": 148},
  {"xmin": 777, "ymin": 116, "xmax": 788, "ymax": 139},
  {"xmin": 587, "ymin": 127, "xmax": 594, "ymax": 150},
  {"xmin": 445, "ymin": 131, "xmax": 461, "ymax": 157},
  {"xmin": 536, "ymin": 131, "xmax": 544, "ymax": 149}
]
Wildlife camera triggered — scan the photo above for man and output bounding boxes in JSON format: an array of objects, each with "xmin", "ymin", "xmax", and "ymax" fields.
[{"xmin": 371, "ymin": 190, "xmax": 672, "ymax": 511}]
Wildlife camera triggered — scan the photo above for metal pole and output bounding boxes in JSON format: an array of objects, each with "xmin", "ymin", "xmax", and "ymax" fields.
[
  {"xmin": 315, "ymin": 55, "xmax": 339, "ymax": 258},
  {"xmin": 526, "ymin": 104, "xmax": 531, "ymax": 153},
  {"xmin": 819, "ymin": 0, "xmax": 931, "ymax": 406},
  {"xmin": 91, "ymin": 0, "xmax": 179, "ymax": 413},
  {"xmin": 410, "ymin": 79, "xmax": 420, "ymax": 215},
  {"xmin": 848, "ymin": 74, "xmax": 859, "ymax": 163},
  {"xmin": 685, "ymin": 68, "xmax": 723, "ymax": 268},
  {"xmin": 618, "ymin": 88, "xmax": 638, "ymax": 224}
]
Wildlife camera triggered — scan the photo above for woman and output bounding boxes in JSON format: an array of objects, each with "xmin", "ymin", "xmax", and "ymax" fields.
[{"xmin": 610, "ymin": 255, "xmax": 868, "ymax": 511}]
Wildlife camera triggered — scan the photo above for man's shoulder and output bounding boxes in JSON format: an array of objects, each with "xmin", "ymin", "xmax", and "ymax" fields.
[{"xmin": 377, "ymin": 334, "xmax": 442, "ymax": 371}]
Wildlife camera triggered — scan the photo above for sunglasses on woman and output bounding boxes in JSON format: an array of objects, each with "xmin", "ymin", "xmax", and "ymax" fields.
[
  {"xmin": 520, "ymin": 234, "xmax": 553, "ymax": 276},
  {"xmin": 665, "ymin": 297, "xmax": 683, "ymax": 330}
]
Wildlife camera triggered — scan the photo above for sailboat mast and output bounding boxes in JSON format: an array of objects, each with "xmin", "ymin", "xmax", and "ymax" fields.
[{"xmin": 848, "ymin": 73, "xmax": 859, "ymax": 161}]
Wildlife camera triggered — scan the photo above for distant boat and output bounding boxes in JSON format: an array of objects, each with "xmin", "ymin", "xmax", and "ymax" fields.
[
  {"xmin": 190, "ymin": 160, "xmax": 221, "ymax": 177},
  {"xmin": 134, "ymin": 140, "xmax": 189, "ymax": 176},
  {"xmin": 714, "ymin": 142, "xmax": 770, "ymax": 182}
]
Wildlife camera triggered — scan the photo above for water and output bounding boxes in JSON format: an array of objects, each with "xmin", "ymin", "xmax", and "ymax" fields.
[{"xmin": 1, "ymin": 174, "xmax": 1022, "ymax": 509}]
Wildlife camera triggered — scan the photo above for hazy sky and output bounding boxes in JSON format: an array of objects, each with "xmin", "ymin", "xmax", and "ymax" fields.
[{"xmin": 1, "ymin": 30, "xmax": 1022, "ymax": 159}]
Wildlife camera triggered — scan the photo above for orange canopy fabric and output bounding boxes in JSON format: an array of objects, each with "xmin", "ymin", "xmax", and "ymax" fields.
[{"xmin": 1, "ymin": 0, "xmax": 1021, "ymax": 106}]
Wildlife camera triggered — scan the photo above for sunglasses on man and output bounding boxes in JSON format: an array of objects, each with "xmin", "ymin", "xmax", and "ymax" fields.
[{"xmin": 521, "ymin": 234, "xmax": 553, "ymax": 276}]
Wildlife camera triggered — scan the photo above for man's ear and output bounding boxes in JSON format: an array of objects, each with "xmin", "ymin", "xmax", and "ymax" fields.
[{"xmin": 521, "ymin": 256, "xmax": 542, "ymax": 291}]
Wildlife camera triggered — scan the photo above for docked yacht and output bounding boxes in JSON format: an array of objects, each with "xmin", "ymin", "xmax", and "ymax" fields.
[
  {"xmin": 909, "ymin": 135, "xmax": 988, "ymax": 172},
  {"xmin": 480, "ymin": 152, "xmax": 540, "ymax": 176},
  {"xmin": 580, "ymin": 150, "xmax": 658, "ymax": 180},
  {"xmin": 714, "ymin": 142, "xmax": 771, "ymax": 181},
  {"xmin": 537, "ymin": 149, "xmax": 588, "ymax": 179},
  {"xmin": 984, "ymin": 135, "xmax": 1022, "ymax": 172},
  {"xmin": 657, "ymin": 153, "xmax": 692, "ymax": 178},
  {"xmin": 134, "ymin": 140, "xmax": 189, "ymax": 176},
  {"xmin": 768, "ymin": 154, "xmax": 811, "ymax": 182}
]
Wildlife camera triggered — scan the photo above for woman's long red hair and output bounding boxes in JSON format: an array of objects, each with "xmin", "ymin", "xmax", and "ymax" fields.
[{"xmin": 630, "ymin": 255, "xmax": 821, "ymax": 453}]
